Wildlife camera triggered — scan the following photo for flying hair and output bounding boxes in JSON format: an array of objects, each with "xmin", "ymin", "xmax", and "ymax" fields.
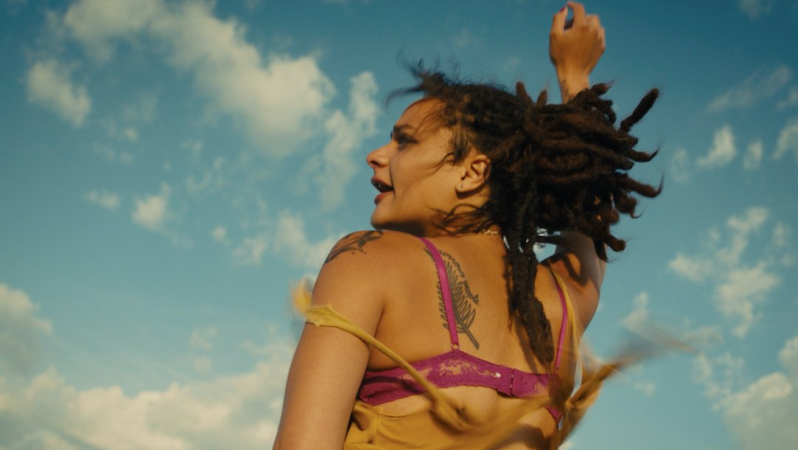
[{"xmin": 392, "ymin": 63, "xmax": 662, "ymax": 365}]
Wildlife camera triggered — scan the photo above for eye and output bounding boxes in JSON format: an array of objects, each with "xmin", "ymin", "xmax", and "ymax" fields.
[{"xmin": 392, "ymin": 131, "xmax": 416, "ymax": 149}]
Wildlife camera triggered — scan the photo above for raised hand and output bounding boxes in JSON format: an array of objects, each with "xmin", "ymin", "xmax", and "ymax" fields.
[{"xmin": 549, "ymin": 1, "xmax": 606, "ymax": 101}]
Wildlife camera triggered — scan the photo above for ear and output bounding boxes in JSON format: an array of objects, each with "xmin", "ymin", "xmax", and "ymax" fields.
[{"xmin": 456, "ymin": 153, "xmax": 490, "ymax": 194}]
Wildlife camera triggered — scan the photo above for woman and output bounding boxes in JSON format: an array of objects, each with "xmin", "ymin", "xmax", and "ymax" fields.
[{"xmin": 274, "ymin": 2, "xmax": 660, "ymax": 449}]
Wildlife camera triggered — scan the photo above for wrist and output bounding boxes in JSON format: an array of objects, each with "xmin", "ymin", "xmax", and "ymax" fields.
[{"xmin": 556, "ymin": 69, "xmax": 590, "ymax": 102}]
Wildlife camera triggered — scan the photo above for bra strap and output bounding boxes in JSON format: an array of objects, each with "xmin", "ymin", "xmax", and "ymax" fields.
[
  {"xmin": 419, "ymin": 238, "xmax": 459, "ymax": 349},
  {"xmin": 548, "ymin": 266, "xmax": 570, "ymax": 371}
]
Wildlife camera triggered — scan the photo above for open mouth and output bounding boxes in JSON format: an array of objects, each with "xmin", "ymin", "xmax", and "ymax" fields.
[{"xmin": 371, "ymin": 178, "xmax": 393, "ymax": 193}]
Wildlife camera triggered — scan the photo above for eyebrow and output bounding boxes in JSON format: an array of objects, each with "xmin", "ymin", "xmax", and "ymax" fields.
[{"xmin": 391, "ymin": 124, "xmax": 416, "ymax": 137}]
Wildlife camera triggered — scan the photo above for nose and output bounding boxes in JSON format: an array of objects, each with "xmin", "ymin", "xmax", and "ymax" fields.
[{"xmin": 366, "ymin": 145, "xmax": 388, "ymax": 169}]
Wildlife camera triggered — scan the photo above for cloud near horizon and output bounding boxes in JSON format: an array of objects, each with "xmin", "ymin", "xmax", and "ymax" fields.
[{"xmin": 0, "ymin": 283, "xmax": 293, "ymax": 450}]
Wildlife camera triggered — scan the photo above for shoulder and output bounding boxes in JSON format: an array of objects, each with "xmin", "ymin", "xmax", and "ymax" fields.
[
  {"xmin": 541, "ymin": 249, "xmax": 603, "ymax": 332},
  {"xmin": 311, "ymin": 230, "xmax": 428, "ymax": 317},
  {"xmin": 322, "ymin": 229, "xmax": 423, "ymax": 267}
]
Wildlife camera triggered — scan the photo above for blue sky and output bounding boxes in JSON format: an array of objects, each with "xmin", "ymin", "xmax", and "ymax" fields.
[{"xmin": 1, "ymin": 0, "xmax": 797, "ymax": 448}]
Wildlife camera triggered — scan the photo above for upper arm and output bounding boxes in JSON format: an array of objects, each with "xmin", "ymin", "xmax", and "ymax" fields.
[
  {"xmin": 274, "ymin": 231, "xmax": 391, "ymax": 450},
  {"xmin": 543, "ymin": 231, "xmax": 606, "ymax": 331}
]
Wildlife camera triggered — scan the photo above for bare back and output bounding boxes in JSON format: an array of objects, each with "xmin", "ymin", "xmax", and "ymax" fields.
[{"xmin": 363, "ymin": 232, "xmax": 577, "ymax": 447}]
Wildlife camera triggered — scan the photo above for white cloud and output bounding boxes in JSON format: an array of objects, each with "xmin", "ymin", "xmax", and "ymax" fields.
[
  {"xmin": 271, "ymin": 212, "xmax": 337, "ymax": 270},
  {"xmin": 715, "ymin": 262, "xmax": 779, "ymax": 338},
  {"xmin": 669, "ymin": 147, "xmax": 691, "ymax": 183},
  {"xmin": 189, "ymin": 327, "xmax": 218, "ymax": 351},
  {"xmin": 697, "ymin": 125, "xmax": 736, "ymax": 168},
  {"xmin": 0, "ymin": 283, "xmax": 293, "ymax": 449},
  {"xmin": 774, "ymin": 116, "xmax": 798, "ymax": 161},
  {"xmin": 633, "ymin": 380, "xmax": 656, "ymax": 397},
  {"xmin": 25, "ymin": 59, "xmax": 91, "ymax": 126},
  {"xmin": 682, "ymin": 325, "xmax": 724, "ymax": 349},
  {"xmin": 707, "ymin": 66, "xmax": 791, "ymax": 112},
  {"xmin": 770, "ymin": 222, "xmax": 795, "ymax": 266},
  {"xmin": 719, "ymin": 206, "xmax": 768, "ymax": 266},
  {"xmin": 692, "ymin": 352, "xmax": 745, "ymax": 409},
  {"xmin": 0, "ymin": 355, "xmax": 292, "ymax": 450},
  {"xmin": 58, "ymin": 0, "xmax": 336, "ymax": 156},
  {"xmin": 719, "ymin": 333, "xmax": 798, "ymax": 449},
  {"xmin": 212, "ymin": 226, "xmax": 227, "ymax": 243},
  {"xmin": 132, "ymin": 183, "xmax": 172, "ymax": 231},
  {"xmin": 233, "ymin": 235, "xmax": 269, "ymax": 265},
  {"xmin": 304, "ymin": 72, "xmax": 379, "ymax": 209},
  {"xmin": 668, "ymin": 253, "xmax": 713, "ymax": 282},
  {"xmin": 186, "ymin": 157, "xmax": 227, "ymax": 195},
  {"xmin": 621, "ymin": 292, "xmax": 649, "ymax": 333},
  {"xmin": 62, "ymin": 0, "xmax": 160, "ymax": 62},
  {"xmin": 93, "ymin": 144, "xmax": 135, "ymax": 164},
  {"xmin": 452, "ymin": 27, "xmax": 480, "ymax": 50},
  {"xmin": 738, "ymin": 0, "xmax": 775, "ymax": 19},
  {"xmin": 742, "ymin": 140, "xmax": 763, "ymax": 170},
  {"xmin": 149, "ymin": 2, "xmax": 335, "ymax": 156},
  {"xmin": 777, "ymin": 86, "xmax": 798, "ymax": 110},
  {"xmin": 779, "ymin": 335, "xmax": 798, "ymax": 376},
  {"xmin": 84, "ymin": 189, "xmax": 120, "ymax": 210},
  {"xmin": 669, "ymin": 207, "xmax": 783, "ymax": 337},
  {"xmin": 121, "ymin": 92, "xmax": 158, "ymax": 123},
  {"xmin": 0, "ymin": 284, "xmax": 53, "ymax": 377}
]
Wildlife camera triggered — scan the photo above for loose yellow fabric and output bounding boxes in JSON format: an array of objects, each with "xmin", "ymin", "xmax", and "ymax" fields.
[{"xmin": 293, "ymin": 275, "xmax": 629, "ymax": 450}]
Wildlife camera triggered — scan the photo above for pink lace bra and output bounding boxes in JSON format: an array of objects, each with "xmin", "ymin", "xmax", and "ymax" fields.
[{"xmin": 357, "ymin": 237, "xmax": 568, "ymax": 421}]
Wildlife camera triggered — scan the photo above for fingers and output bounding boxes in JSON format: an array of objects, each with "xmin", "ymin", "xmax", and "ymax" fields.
[
  {"xmin": 568, "ymin": 1, "xmax": 586, "ymax": 23},
  {"xmin": 551, "ymin": 5, "xmax": 568, "ymax": 37}
]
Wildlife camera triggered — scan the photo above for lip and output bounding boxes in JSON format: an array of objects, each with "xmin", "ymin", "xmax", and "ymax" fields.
[
  {"xmin": 371, "ymin": 176, "xmax": 392, "ymax": 191},
  {"xmin": 374, "ymin": 191, "xmax": 391, "ymax": 204},
  {"xmin": 371, "ymin": 176, "xmax": 393, "ymax": 204}
]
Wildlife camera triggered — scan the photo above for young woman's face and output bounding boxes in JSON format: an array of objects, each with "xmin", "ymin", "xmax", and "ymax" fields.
[{"xmin": 366, "ymin": 98, "xmax": 462, "ymax": 236}]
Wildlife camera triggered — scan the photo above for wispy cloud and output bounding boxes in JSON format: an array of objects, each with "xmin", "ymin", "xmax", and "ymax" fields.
[
  {"xmin": 233, "ymin": 235, "xmax": 269, "ymax": 266},
  {"xmin": 694, "ymin": 333, "xmax": 798, "ymax": 449},
  {"xmin": 189, "ymin": 327, "xmax": 218, "ymax": 351},
  {"xmin": 776, "ymin": 86, "xmax": 798, "ymax": 110},
  {"xmin": 669, "ymin": 147, "xmax": 692, "ymax": 183},
  {"xmin": 742, "ymin": 140, "xmax": 763, "ymax": 170},
  {"xmin": 621, "ymin": 292, "xmax": 649, "ymax": 333},
  {"xmin": 25, "ymin": 59, "xmax": 91, "ymax": 126},
  {"xmin": 271, "ymin": 212, "xmax": 337, "ymax": 270},
  {"xmin": 669, "ymin": 207, "xmax": 787, "ymax": 337},
  {"xmin": 132, "ymin": 183, "xmax": 172, "ymax": 231},
  {"xmin": 84, "ymin": 189, "xmax": 121, "ymax": 211},
  {"xmin": 0, "ymin": 284, "xmax": 294, "ymax": 449},
  {"xmin": 738, "ymin": 0, "xmax": 775, "ymax": 19},
  {"xmin": 55, "ymin": 0, "xmax": 336, "ymax": 156},
  {"xmin": 212, "ymin": 226, "xmax": 228, "ymax": 243},
  {"xmin": 697, "ymin": 125, "xmax": 737, "ymax": 169},
  {"xmin": 707, "ymin": 66, "xmax": 791, "ymax": 113},
  {"xmin": 0, "ymin": 352, "xmax": 292, "ymax": 450},
  {"xmin": 302, "ymin": 72, "xmax": 380, "ymax": 210},
  {"xmin": 0, "ymin": 283, "xmax": 53, "ymax": 377},
  {"xmin": 773, "ymin": 117, "xmax": 798, "ymax": 162}
]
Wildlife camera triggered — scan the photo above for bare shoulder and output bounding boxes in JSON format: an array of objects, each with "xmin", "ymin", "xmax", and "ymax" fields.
[
  {"xmin": 541, "ymin": 249, "xmax": 603, "ymax": 331},
  {"xmin": 312, "ymin": 230, "xmax": 425, "ymax": 328},
  {"xmin": 321, "ymin": 229, "xmax": 423, "ymax": 270}
]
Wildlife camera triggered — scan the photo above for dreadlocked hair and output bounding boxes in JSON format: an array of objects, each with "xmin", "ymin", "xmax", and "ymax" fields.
[{"xmin": 393, "ymin": 66, "xmax": 661, "ymax": 365}]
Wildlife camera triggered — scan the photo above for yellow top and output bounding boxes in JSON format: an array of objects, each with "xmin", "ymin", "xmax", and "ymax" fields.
[{"xmin": 295, "ymin": 270, "xmax": 627, "ymax": 450}]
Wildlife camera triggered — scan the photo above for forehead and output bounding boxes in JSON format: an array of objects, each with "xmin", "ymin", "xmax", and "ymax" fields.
[{"xmin": 395, "ymin": 98, "xmax": 443, "ymax": 134}]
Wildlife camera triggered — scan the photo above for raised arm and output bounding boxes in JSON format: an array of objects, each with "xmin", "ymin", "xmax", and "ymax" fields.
[
  {"xmin": 549, "ymin": 1, "xmax": 606, "ymax": 102},
  {"xmin": 546, "ymin": 2, "xmax": 607, "ymax": 328}
]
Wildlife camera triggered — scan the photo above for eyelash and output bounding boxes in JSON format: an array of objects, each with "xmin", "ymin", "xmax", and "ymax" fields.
[{"xmin": 392, "ymin": 132, "xmax": 415, "ymax": 149}]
